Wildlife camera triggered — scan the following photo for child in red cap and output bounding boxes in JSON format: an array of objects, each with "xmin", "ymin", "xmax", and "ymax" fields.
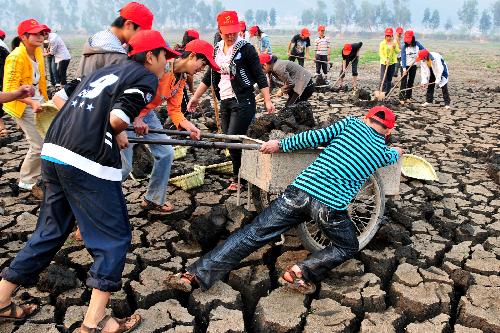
[
  {"xmin": 314, "ymin": 25, "xmax": 331, "ymax": 78},
  {"xmin": 340, "ymin": 42, "xmax": 363, "ymax": 90},
  {"xmin": 166, "ymin": 106, "xmax": 403, "ymax": 295},
  {"xmin": 288, "ymin": 28, "xmax": 311, "ymax": 67},
  {"xmin": 399, "ymin": 30, "xmax": 426, "ymax": 104},
  {"xmin": 0, "ymin": 30, "xmax": 169, "ymax": 333},
  {"xmin": 379, "ymin": 27, "xmax": 400, "ymax": 94},
  {"xmin": 394, "ymin": 27, "xmax": 404, "ymax": 77},
  {"xmin": 416, "ymin": 49, "xmax": 451, "ymax": 109}
]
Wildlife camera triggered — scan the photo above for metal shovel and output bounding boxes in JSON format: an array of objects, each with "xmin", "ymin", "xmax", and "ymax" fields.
[{"xmin": 374, "ymin": 63, "xmax": 389, "ymax": 101}]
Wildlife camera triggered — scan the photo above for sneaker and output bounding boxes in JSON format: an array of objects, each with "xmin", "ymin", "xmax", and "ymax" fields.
[
  {"xmin": 444, "ymin": 105, "xmax": 451, "ymax": 110},
  {"xmin": 421, "ymin": 102, "xmax": 430, "ymax": 107}
]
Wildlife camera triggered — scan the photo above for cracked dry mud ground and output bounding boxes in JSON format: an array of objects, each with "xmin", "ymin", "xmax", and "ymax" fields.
[{"xmin": 0, "ymin": 41, "xmax": 499, "ymax": 332}]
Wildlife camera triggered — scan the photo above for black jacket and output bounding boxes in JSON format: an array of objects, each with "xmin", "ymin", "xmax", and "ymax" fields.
[
  {"xmin": 202, "ymin": 40, "xmax": 268, "ymax": 101},
  {"xmin": 43, "ymin": 61, "xmax": 158, "ymax": 181}
]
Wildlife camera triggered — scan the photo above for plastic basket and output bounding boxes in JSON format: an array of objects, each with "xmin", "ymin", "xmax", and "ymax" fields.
[
  {"xmin": 169, "ymin": 165, "xmax": 206, "ymax": 190},
  {"xmin": 35, "ymin": 100, "xmax": 60, "ymax": 138},
  {"xmin": 205, "ymin": 161, "xmax": 233, "ymax": 175},
  {"xmin": 173, "ymin": 146, "xmax": 188, "ymax": 160}
]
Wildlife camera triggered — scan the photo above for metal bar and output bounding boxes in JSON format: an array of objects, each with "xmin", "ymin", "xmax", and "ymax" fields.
[
  {"xmin": 126, "ymin": 127, "xmax": 244, "ymax": 141},
  {"xmin": 129, "ymin": 138, "xmax": 261, "ymax": 150}
]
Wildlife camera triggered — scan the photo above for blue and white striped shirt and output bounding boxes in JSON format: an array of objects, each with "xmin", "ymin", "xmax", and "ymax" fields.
[{"xmin": 280, "ymin": 116, "xmax": 400, "ymax": 210}]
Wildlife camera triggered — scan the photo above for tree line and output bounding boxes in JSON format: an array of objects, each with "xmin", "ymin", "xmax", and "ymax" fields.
[{"xmin": 0, "ymin": 0, "xmax": 498, "ymax": 35}]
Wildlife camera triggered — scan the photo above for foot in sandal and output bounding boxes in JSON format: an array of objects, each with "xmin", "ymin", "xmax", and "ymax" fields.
[
  {"xmin": 0, "ymin": 301, "xmax": 39, "ymax": 322},
  {"xmin": 140, "ymin": 199, "xmax": 174, "ymax": 213},
  {"xmin": 80, "ymin": 314, "xmax": 141, "ymax": 333},
  {"xmin": 278, "ymin": 265, "xmax": 316, "ymax": 295}
]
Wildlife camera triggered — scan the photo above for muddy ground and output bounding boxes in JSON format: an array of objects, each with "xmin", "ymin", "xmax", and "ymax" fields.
[{"xmin": 0, "ymin": 38, "xmax": 499, "ymax": 333}]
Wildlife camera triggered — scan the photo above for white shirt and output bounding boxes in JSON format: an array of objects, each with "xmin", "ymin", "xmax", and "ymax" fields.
[
  {"xmin": 49, "ymin": 33, "xmax": 71, "ymax": 63},
  {"xmin": 0, "ymin": 39, "xmax": 10, "ymax": 52},
  {"xmin": 216, "ymin": 37, "xmax": 243, "ymax": 100},
  {"xmin": 30, "ymin": 59, "xmax": 44, "ymax": 102}
]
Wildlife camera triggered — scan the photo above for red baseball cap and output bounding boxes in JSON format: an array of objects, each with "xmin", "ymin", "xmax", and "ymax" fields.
[
  {"xmin": 396, "ymin": 27, "xmax": 403, "ymax": 34},
  {"xmin": 0, "ymin": 29, "xmax": 5, "ymax": 38},
  {"xmin": 119, "ymin": 2, "xmax": 154, "ymax": 30},
  {"xmin": 259, "ymin": 53, "xmax": 271, "ymax": 64},
  {"xmin": 239, "ymin": 21, "xmax": 246, "ymax": 31},
  {"xmin": 415, "ymin": 49, "xmax": 430, "ymax": 61},
  {"xmin": 318, "ymin": 25, "xmax": 326, "ymax": 32},
  {"xmin": 366, "ymin": 106, "xmax": 396, "ymax": 129},
  {"xmin": 17, "ymin": 19, "xmax": 51, "ymax": 37},
  {"xmin": 128, "ymin": 30, "xmax": 180, "ymax": 59},
  {"xmin": 186, "ymin": 29, "xmax": 199, "ymax": 39},
  {"xmin": 342, "ymin": 43, "xmax": 352, "ymax": 56},
  {"xmin": 249, "ymin": 26, "xmax": 258, "ymax": 37},
  {"xmin": 385, "ymin": 27, "xmax": 393, "ymax": 36},
  {"xmin": 185, "ymin": 39, "xmax": 221, "ymax": 72},
  {"xmin": 217, "ymin": 10, "xmax": 240, "ymax": 34},
  {"xmin": 301, "ymin": 28, "xmax": 310, "ymax": 37},
  {"xmin": 404, "ymin": 30, "xmax": 414, "ymax": 43}
]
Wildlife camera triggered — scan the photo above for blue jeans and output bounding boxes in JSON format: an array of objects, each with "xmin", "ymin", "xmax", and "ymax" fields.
[
  {"xmin": 188, "ymin": 186, "xmax": 359, "ymax": 290},
  {"xmin": 46, "ymin": 55, "xmax": 58, "ymax": 86},
  {"xmin": 121, "ymin": 111, "xmax": 174, "ymax": 206},
  {"xmin": 1, "ymin": 160, "xmax": 131, "ymax": 292}
]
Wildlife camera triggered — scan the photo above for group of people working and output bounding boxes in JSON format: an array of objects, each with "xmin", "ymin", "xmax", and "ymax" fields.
[{"xmin": 0, "ymin": 3, "xmax": 437, "ymax": 332}]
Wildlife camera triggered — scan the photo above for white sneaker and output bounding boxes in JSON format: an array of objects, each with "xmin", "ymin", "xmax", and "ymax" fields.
[
  {"xmin": 18, "ymin": 181, "xmax": 35, "ymax": 190},
  {"xmin": 421, "ymin": 102, "xmax": 430, "ymax": 107}
]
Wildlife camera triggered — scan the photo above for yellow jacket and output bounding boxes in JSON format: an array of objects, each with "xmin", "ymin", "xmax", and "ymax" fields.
[
  {"xmin": 2, "ymin": 43, "xmax": 47, "ymax": 118},
  {"xmin": 379, "ymin": 40, "xmax": 400, "ymax": 65}
]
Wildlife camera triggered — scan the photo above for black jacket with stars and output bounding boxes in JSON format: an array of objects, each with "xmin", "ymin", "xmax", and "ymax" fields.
[{"xmin": 42, "ymin": 61, "xmax": 158, "ymax": 181}]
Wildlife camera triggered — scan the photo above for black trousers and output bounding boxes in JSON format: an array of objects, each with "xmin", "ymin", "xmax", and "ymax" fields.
[
  {"xmin": 340, "ymin": 57, "xmax": 359, "ymax": 78},
  {"xmin": 289, "ymin": 54, "xmax": 305, "ymax": 67},
  {"xmin": 315, "ymin": 54, "xmax": 328, "ymax": 74},
  {"xmin": 286, "ymin": 80, "xmax": 315, "ymax": 106},
  {"xmin": 380, "ymin": 64, "xmax": 396, "ymax": 94},
  {"xmin": 220, "ymin": 97, "xmax": 256, "ymax": 176},
  {"xmin": 399, "ymin": 65, "xmax": 417, "ymax": 100},
  {"xmin": 56, "ymin": 59, "xmax": 70, "ymax": 85},
  {"xmin": 427, "ymin": 69, "xmax": 451, "ymax": 105}
]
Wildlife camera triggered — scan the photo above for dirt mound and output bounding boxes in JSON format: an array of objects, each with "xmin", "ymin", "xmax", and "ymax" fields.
[
  {"xmin": 247, "ymin": 102, "xmax": 316, "ymax": 141},
  {"xmin": 132, "ymin": 144, "xmax": 154, "ymax": 179},
  {"xmin": 315, "ymin": 74, "xmax": 327, "ymax": 86}
]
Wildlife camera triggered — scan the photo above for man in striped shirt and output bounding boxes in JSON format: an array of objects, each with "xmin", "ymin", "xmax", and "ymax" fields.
[
  {"xmin": 167, "ymin": 106, "xmax": 403, "ymax": 295},
  {"xmin": 314, "ymin": 25, "xmax": 330, "ymax": 77}
]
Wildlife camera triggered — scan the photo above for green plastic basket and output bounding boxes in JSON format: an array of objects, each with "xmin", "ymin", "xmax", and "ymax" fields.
[
  {"xmin": 169, "ymin": 165, "xmax": 206, "ymax": 190},
  {"xmin": 205, "ymin": 161, "xmax": 233, "ymax": 175},
  {"xmin": 173, "ymin": 146, "xmax": 188, "ymax": 160}
]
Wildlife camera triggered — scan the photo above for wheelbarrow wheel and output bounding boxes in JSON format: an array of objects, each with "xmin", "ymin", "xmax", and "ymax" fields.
[
  {"xmin": 251, "ymin": 174, "xmax": 385, "ymax": 252},
  {"xmin": 297, "ymin": 173, "xmax": 385, "ymax": 252}
]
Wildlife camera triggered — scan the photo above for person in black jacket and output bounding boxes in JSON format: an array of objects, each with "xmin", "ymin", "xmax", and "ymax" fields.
[
  {"xmin": 187, "ymin": 10, "xmax": 275, "ymax": 191},
  {"xmin": 0, "ymin": 30, "xmax": 167, "ymax": 333},
  {"xmin": 340, "ymin": 42, "xmax": 363, "ymax": 90}
]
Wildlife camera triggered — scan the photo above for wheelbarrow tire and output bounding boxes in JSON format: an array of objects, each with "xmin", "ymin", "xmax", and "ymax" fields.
[{"xmin": 297, "ymin": 173, "xmax": 385, "ymax": 252}]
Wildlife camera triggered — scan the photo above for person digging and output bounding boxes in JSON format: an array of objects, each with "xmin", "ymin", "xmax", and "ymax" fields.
[{"xmin": 165, "ymin": 106, "xmax": 403, "ymax": 294}]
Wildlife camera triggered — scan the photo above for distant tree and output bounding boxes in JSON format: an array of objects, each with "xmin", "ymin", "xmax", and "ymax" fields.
[
  {"xmin": 255, "ymin": 9, "xmax": 268, "ymax": 25},
  {"xmin": 245, "ymin": 9, "xmax": 254, "ymax": 25},
  {"xmin": 332, "ymin": 0, "xmax": 347, "ymax": 31},
  {"xmin": 197, "ymin": 1, "xmax": 214, "ymax": 29},
  {"xmin": 344, "ymin": 0, "xmax": 357, "ymax": 27},
  {"xmin": 212, "ymin": 0, "xmax": 224, "ymax": 21},
  {"xmin": 479, "ymin": 10, "xmax": 492, "ymax": 34},
  {"xmin": 301, "ymin": 8, "xmax": 315, "ymax": 25},
  {"xmin": 444, "ymin": 17, "xmax": 453, "ymax": 31},
  {"xmin": 376, "ymin": 0, "xmax": 393, "ymax": 28},
  {"xmin": 392, "ymin": 0, "xmax": 411, "ymax": 27},
  {"xmin": 356, "ymin": 1, "xmax": 378, "ymax": 31},
  {"xmin": 315, "ymin": 1, "xmax": 328, "ymax": 25},
  {"xmin": 269, "ymin": 8, "xmax": 277, "ymax": 27},
  {"xmin": 493, "ymin": 0, "xmax": 500, "ymax": 28},
  {"xmin": 422, "ymin": 7, "xmax": 431, "ymax": 28},
  {"xmin": 457, "ymin": 0, "xmax": 479, "ymax": 30},
  {"xmin": 429, "ymin": 9, "xmax": 440, "ymax": 30}
]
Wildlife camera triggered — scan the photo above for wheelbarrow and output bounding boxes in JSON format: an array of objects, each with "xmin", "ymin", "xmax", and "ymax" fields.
[{"xmin": 238, "ymin": 137, "xmax": 402, "ymax": 251}]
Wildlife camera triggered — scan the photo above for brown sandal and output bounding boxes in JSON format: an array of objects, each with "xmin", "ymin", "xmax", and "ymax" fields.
[
  {"xmin": 0, "ymin": 301, "xmax": 39, "ymax": 322},
  {"xmin": 164, "ymin": 272, "xmax": 197, "ymax": 292},
  {"xmin": 80, "ymin": 314, "xmax": 141, "ymax": 333},
  {"xmin": 278, "ymin": 266, "xmax": 317, "ymax": 295},
  {"xmin": 140, "ymin": 199, "xmax": 174, "ymax": 213}
]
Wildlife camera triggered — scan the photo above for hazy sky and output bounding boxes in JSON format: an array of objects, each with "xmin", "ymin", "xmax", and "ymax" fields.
[{"xmin": 220, "ymin": 0, "xmax": 497, "ymax": 27}]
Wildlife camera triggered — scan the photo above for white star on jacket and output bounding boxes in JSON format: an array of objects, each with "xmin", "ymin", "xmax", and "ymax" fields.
[
  {"xmin": 79, "ymin": 101, "xmax": 85, "ymax": 108},
  {"xmin": 86, "ymin": 103, "xmax": 94, "ymax": 112},
  {"xmin": 71, "ymin": 100, "xmax": 78, "ymax": 107}
]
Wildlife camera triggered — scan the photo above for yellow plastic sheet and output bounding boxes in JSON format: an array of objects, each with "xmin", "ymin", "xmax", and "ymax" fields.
[{"xmin": 401, "ymin": 154, "xmax": 439, "ymax": 181}]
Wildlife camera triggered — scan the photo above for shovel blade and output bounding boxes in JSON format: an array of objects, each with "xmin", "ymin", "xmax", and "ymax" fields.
[{"xmin": 374, "ymin": 91, "xmax": 385, "ymax": 101}]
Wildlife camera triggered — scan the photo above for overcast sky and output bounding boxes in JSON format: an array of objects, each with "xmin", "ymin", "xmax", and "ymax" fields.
[{"xmin": 220, "ymin": 0, "xmax": 497, "ymax": 27}]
